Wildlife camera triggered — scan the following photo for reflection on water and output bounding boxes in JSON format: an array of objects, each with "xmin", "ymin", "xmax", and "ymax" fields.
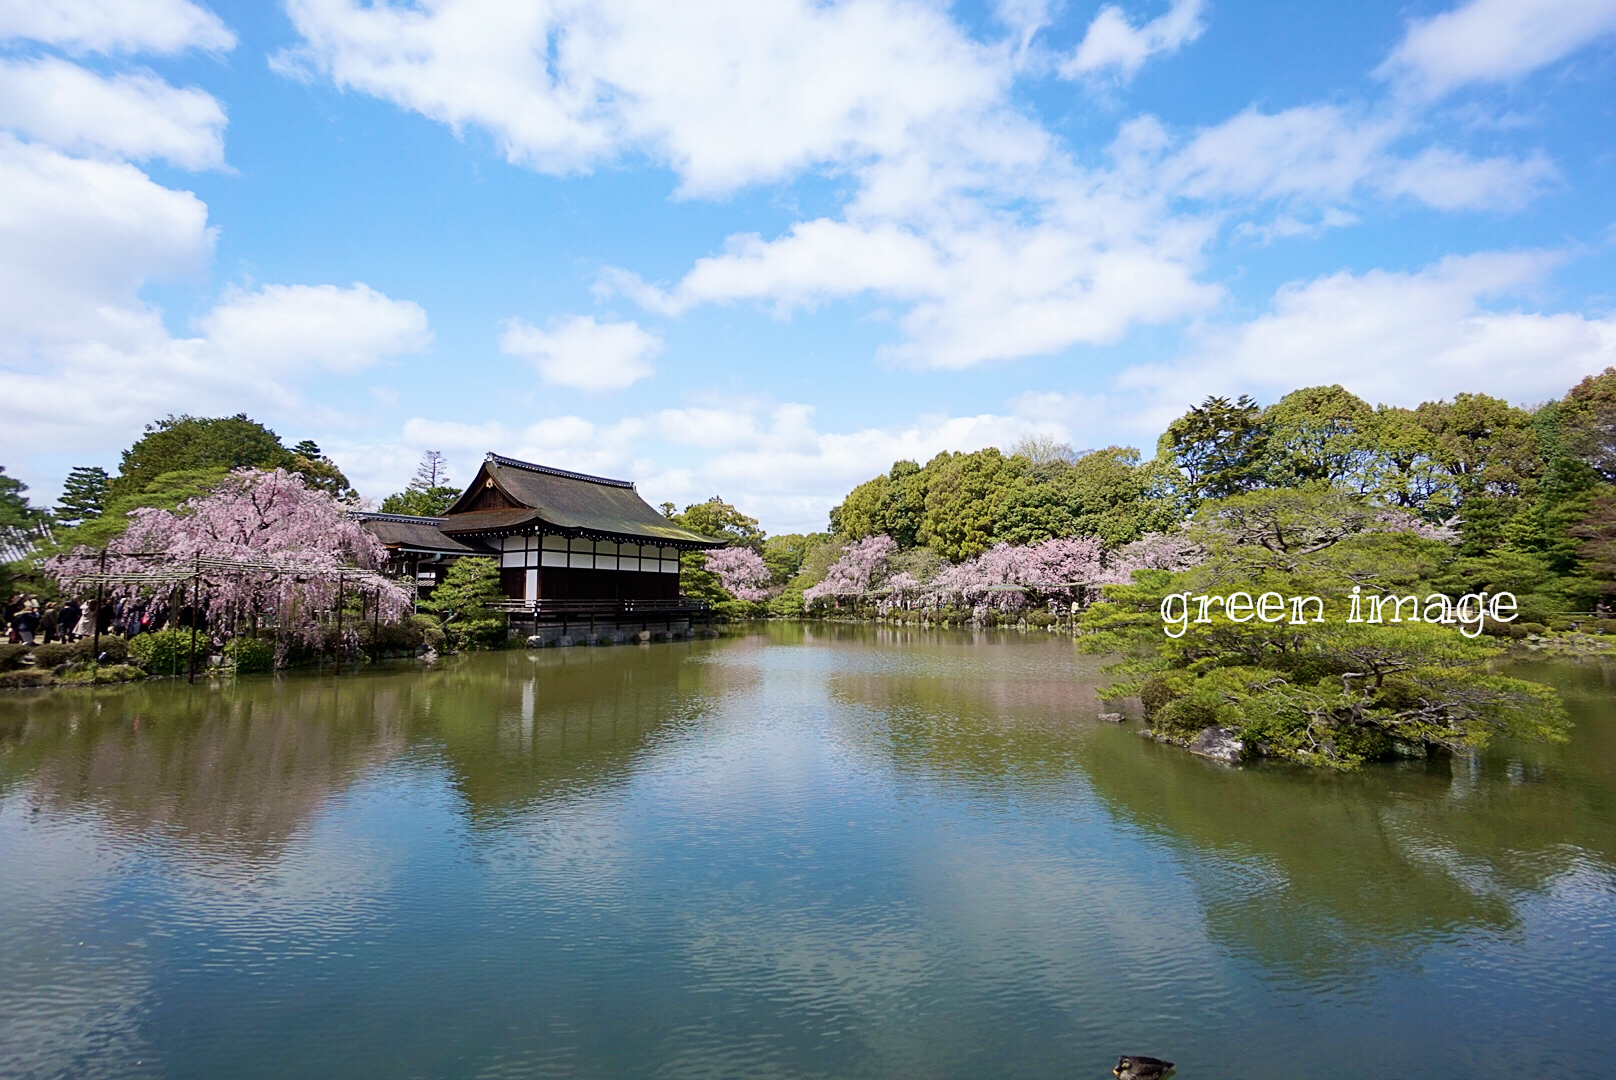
[{"xmin": 0, "ymin": 624, "xmax": 1612, "ymax": 1079}]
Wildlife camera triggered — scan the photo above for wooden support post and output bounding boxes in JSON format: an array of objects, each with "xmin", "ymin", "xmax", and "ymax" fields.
[
  {"xmin": 92, "ymin": 548, "xmax": 107, "ymax": 661},
  {"xmin": 187, "ymin": 551, "xmax": 200, "ymax": 684},
  {"xmin": 334, "ymin": 573, "xmax": 345, "ymax": 676},
  {"xmin": 372, "ymin": 587, "xmax": 381, "ymax": 665}
]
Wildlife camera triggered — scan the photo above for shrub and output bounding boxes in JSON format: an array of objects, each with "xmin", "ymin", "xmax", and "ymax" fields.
[
  {"xmin": 1520, "ymin": 622, "xmax": 1550, "ymax": 636},
  {"xmin": 412, "ymin": 615, "xmax": 445, "ymax": 652},
  {"xmin": 70, "ymin": 635, "xmax": 129, "ymax": 663},
  {"xmin": 0, "ymin": 669, "xmax": 53, "ymax": 688},
  {"xmin": 225, "ymin": 636, "xmax": 274, "ymax": 673},
  {"xmin": 0, "ymin": 643, "xmax": 29, "ymax": 672},
  {"xmin": 1138, "ymin": 674, "xmax": 1179, "ymax": 720},
  {"xmin": 58, "ymin": 664, "xmax": 145, "ymax": 685},
  {"xmin": 29, "ymin": 643, "xmax": 73, "ymax": 668},
  {"xmin": 354, "ymin": 616, "xmax": 439, "ymax": 655},
  {"xmin": 128, "ymin": 629, "xmax": 193, "ymax": 675}
]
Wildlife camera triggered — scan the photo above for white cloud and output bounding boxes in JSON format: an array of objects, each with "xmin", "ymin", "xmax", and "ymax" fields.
[
  {"xmin": 281, "ymin": 0, "xmax": 1230, "ymax": 370},
  {"xmin": 500, "ymin": 314, "xmax": 661, "ymax": 390},
  {"xmin": 280, "ymin": 0, "xmax": 1581, "ymax": 375},
  {"xmin": 1380, "ymin": 0, "xmax": 1616, "ymax": 99},
  {"xmin": 1381, "ymin": 145, "xmax": 1557, "ymax": 211},
  {"xmin": 604, "ymin": 187, "xmax": 1221, "ymax": 369},
  {"xmin": 1062, "ymin": 0, "xmax": 1206, "ymax": 81},
  {"xmin": 1143, "ymin": 105, "xmax": 1557, "ymax": 212},
  {"xmin": 198, "ymin": 283, "xmax": 432, "ymax": 375},
  {"xmin": 279, "ymin": 0, "xmax": 1005, "ymax": 196},
  {"xmin": 0, "ymin": 57, "xmax": 227, "ymax": 169},
  {"xmin": 0, "ymin": 134, "xmax": 212, "ymax": 351},
  {"xmin": 1120, "ymin": 251, "xmax": 1616, "ymax": 418},
  {"xmin": 0, "ymin": 0, "xmax": 235, "ymax": 54},
  {"xmin": 0, "ymin": 280, "xmax": 432, "ymax": 458}
]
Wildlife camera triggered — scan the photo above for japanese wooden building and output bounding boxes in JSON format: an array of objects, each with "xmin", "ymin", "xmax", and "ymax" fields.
[{"xmin": 356, "ymin": 453, "xmax": 726, "ymax": 638}]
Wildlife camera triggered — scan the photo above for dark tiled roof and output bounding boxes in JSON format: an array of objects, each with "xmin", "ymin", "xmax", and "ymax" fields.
[
  {"xmin": 441, "ymin": 454, "xmax": 726, "ymax": 547},
  {"xmin": 352, "ymin": 513, "xmax": 493, "ymax": 555}
]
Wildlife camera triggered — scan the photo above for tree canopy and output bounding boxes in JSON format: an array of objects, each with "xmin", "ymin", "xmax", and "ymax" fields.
[
  {"xmin": 112, "ymin": 414, "xmax": 353, "ymax": 502},
  {"xmin": 381, "ymin": 451, "xmax": 461, "ymax": 517}
]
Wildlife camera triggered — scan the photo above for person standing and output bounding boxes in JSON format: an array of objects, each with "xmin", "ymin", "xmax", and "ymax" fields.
[
  {"xmin": 14, "ymin": 602, "xmax": 38, "ymax": 645},
  {"xmin": 41, "ymin": 601, "xmax": 59, "ymax": 643},
  {"xmin": 60, "ymin": 599, "xmax": 81, "ymax": 642},
  {"xmin": 75, "ymin": 600, "xmax": 96, "ymax": 640}
]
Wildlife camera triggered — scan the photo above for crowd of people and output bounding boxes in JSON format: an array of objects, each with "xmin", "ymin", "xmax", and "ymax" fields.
[{"xmin": 5, "ymin": 594, "xmax": 184, "ymax": 646}]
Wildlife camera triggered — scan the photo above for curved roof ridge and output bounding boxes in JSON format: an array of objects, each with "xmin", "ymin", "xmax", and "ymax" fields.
[
  {"xmin": 486, "ymin": 452, "xmax": 634, "ymax": 489},
  {"xmin": 350, "ymin": 511, "xmax": 446, "ymax": 525}
]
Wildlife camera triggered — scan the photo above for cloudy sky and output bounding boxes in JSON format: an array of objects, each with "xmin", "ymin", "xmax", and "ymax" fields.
[{"xmin": 2, "ymin": 0, "xmax": 1614, "ymax": 531}]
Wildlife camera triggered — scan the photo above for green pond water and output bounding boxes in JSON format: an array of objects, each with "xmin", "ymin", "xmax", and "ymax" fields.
[{"xmin": 1, "ymin": 623, "xmax": 1612, "ymax": 1080}]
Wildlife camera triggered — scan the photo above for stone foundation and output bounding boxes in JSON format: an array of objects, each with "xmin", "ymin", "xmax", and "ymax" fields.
[{"xmin": 521, "ymin": 619, "xmax": 697, "ymax": 648}]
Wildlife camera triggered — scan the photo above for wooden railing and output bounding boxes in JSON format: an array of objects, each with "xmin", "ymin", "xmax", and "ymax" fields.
[{"xmin": 491, "ymin": 597, "xmax": 708, "ymax": 617}]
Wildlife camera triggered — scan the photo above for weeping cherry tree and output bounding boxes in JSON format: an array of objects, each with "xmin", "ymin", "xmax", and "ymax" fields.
[{"xmin": 46, "ymin": 468, "xmax": 414, "ymax": 661}]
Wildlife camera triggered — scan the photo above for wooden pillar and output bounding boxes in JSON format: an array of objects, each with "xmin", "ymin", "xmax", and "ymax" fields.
[
  {"xmin": 187, "ymin": 551, "xmax": 200, "ymax": 684},
  {"xmin": 334, "ymin": 572, "xmax": 345, "ymax": 676}
]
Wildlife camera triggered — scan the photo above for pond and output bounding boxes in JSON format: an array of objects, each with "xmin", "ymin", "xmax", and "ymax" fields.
[{"xmin": 1, "ymin": 623, "xmax": 1612, "ymax": 1079}]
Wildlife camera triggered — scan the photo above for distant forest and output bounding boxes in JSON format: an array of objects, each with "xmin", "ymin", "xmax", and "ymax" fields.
[{"xmin": 680, "ymin": 369, "xmax": 1616, "ymax": 624}]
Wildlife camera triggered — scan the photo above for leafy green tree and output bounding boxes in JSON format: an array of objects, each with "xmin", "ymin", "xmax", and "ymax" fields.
[
  {"xmin": 762, "ymin": 533, "xmax": 828, "ymax": 584},
  {"xmin": 0, "ymin": 465, "xmax": 39, "ymax": 527},
  {"xmin": 997, "ymin": 447, "xmax": 1177, "ymax": 546},
  {"xmin": 1080, "ymin": 488, "xmax": 1569, "ymax": 769},
  {"xmin": 829, "ymin": 460, "xmax": 926, "ymax": 547},
  {"xmin": 1158, "ymin": 394, "xmax": 1270, "ymax": 501},
  {"xmin": 669, "ymin": 496, "xmax": 764, "ymax": 550},
  {"xmin": 418, "ymin": 557, "xmax": 506, "ymax": 649},
  {"xmin": 112, "ymin": 414, "xmax": 295, "ymax": 496},
  {"xmin": 768, "ymin": 536, "xmax": 847, "ymax": 616},
  {"xmin": 1262, "ymin": 385, "xmax": 1379, "ymax": 490},
  {"xmin": 1364, "ymin": 405, "xmax": 1455, "ymax": 518},
  {"xmin": 1562, "ymin": 366, "xmax": 1616, "ymax": 418},
  {"xmin": 1502, "ymin": 456, "xmax": 1603, "ymax": 575},
  {"xmin": 381, "ymin": 488, "xmax": 459, "ymax": 516},
  {"xmin": 287, "ymin": 440, "xmax": 357, "ymax": 501},
  {"xmin": 55, "ymin": 466, "xmax": 109, "ymax": 526},
  {"xmin": 918, "ymin": 448, "xmax": 1025, "ymax": 561},
  {"xmin": 1572, "ymin": 491, "xmax": 1616, "ymax": 595},
  {"xmin": 1416, "ymin": 393, "xmax": 1542, "ymax": 502}
]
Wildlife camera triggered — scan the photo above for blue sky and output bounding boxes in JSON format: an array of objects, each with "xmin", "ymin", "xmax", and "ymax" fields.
[{"xmin": 2, "ymin": 0, "xmax": 1614, "ymax": 532}]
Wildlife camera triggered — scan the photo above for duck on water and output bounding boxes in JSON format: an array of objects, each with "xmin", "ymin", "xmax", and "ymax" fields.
[{"xmin": 1113, "ymin": 1056, "xmax": 1175, "ymax": 1079}]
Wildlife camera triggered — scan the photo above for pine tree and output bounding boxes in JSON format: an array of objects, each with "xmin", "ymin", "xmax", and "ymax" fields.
[
  {"xmin": 0, "ymin": 465, "xmax": 36, "ymax": 527},
  {"xmin": 411, "ymin": 451, "xmax": 449, "ymax": 491},
  {"xmin": 379, "ymin": 451, "xmax": 459, "ymax": 517},
  {"xmin": 56, "ymin": 466, "xmax": 110, "ymax": 526}
]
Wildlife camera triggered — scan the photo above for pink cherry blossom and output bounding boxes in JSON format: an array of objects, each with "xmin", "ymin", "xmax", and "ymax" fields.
[
  {"xmin": 804, "ymin": 535, "xmax": 897, "ymax": 606},
  {"xmin": 928, "ymin": 537, "xmax": 1106, "ymax": 611},
  {"xmin": 1099, "ymin": 531, "xmax": 1204, "ymax": 584},
  {"xmin": 704, "ymin": 546, "xmax": 772, "ymax": 601},
  {"xmin": 46, "ymin": 469, "xmax": 414, "ymax": 658}
]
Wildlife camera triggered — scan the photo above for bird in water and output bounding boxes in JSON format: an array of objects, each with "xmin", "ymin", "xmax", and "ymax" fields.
[{"xmin": 1113, "ymin": 1055, "xmax": 1175, "ymax": 1079}]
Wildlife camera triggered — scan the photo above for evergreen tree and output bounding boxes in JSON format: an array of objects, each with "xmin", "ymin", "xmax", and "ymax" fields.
[
  {"xmin": 56, "ymin": 466, "xmax": 110, "ymax": 526},
  {"xmin": 1157, "ymin": 394, "xmax": 1270, "ymax": 500},
  {"xmin": 670, "ymin": 497, "xmax": 764, "ymax": 549},
  {"xmin": 0, "ymin": 465, "xmax": 37, "ymax": 528},
  {"xmin": 380, "ymin": 451, "xmax": 459, "ymax": 516},
  {"xmin": 412, "ymin": 450, "xmax": 450, "ymax": 490},
  {"xmin": 112, "ymin": 414, "xmax": 294, "ymax": 496},
  {"xmin": 418, "ymin": 557, "xmax": 506, "ymax": 649}
]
